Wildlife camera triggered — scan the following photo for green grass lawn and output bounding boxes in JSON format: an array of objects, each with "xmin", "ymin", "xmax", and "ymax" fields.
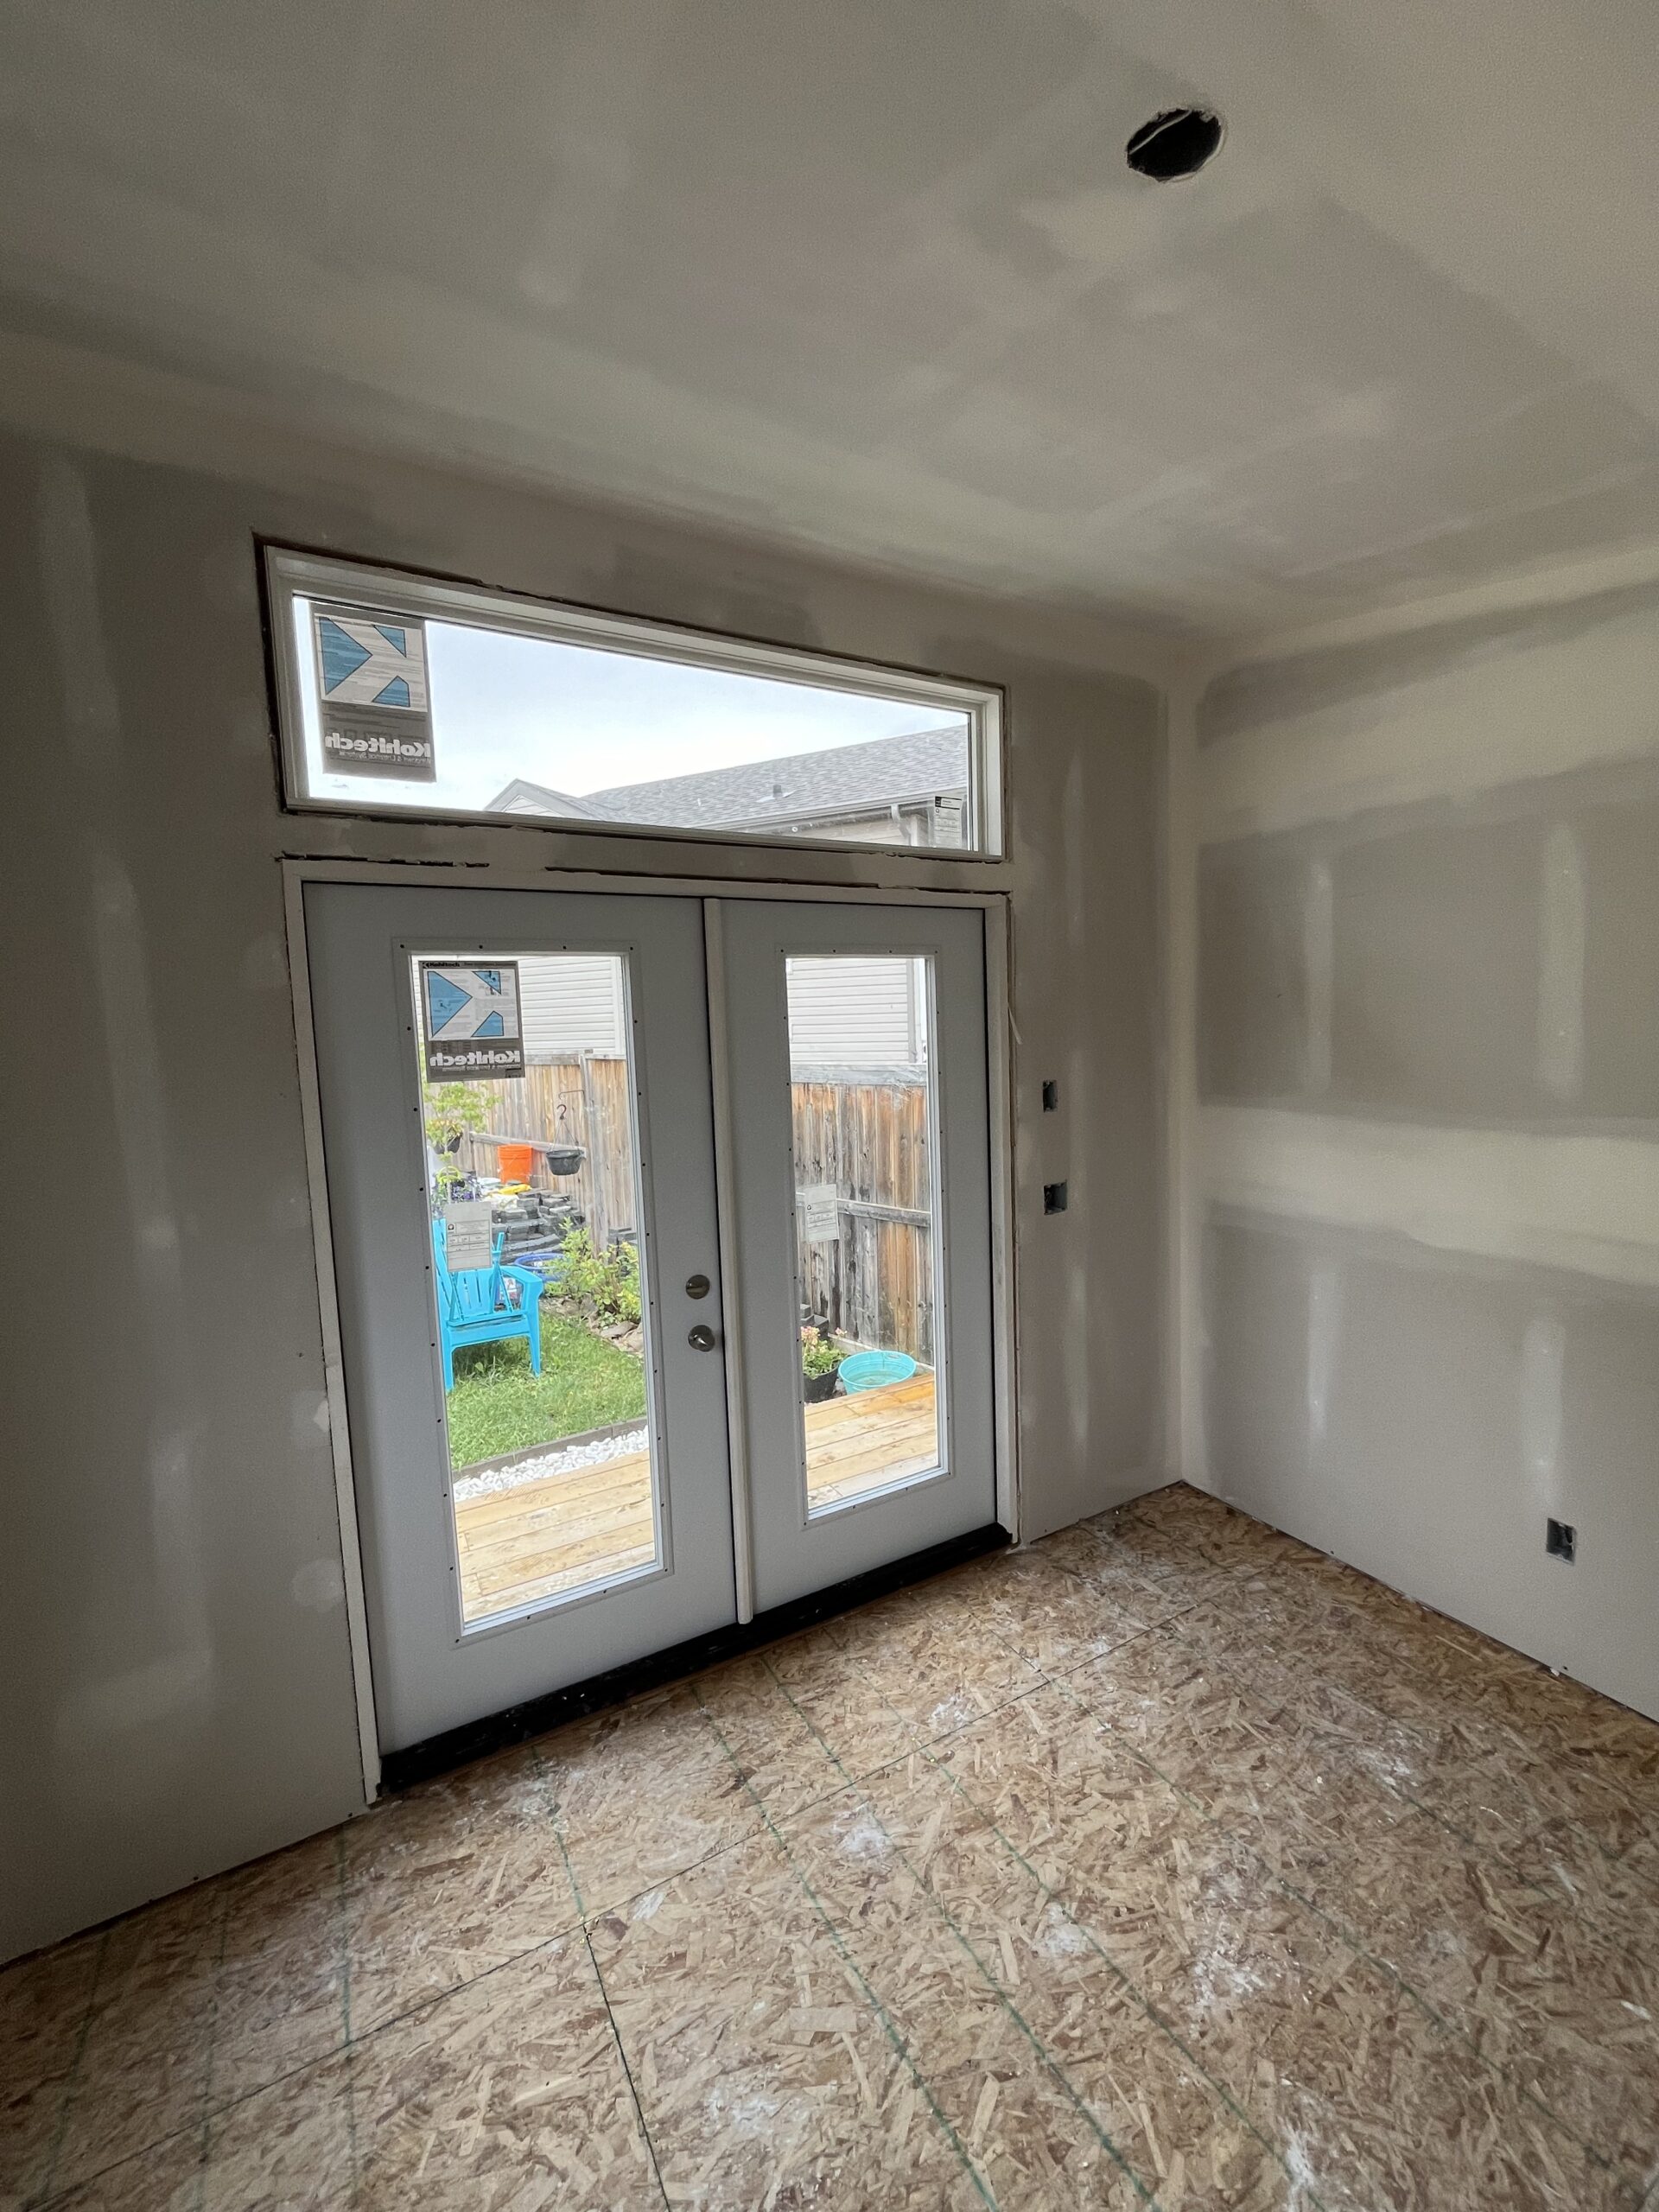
[{"xmin": 446, "ymin": 1312, "xmax": 647, "ymax": 1470}]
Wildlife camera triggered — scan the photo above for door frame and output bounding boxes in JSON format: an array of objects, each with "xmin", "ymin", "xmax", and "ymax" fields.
[{"xmin": 282, "ymin": 855, "xmax": 1020, "ymax": 1802}]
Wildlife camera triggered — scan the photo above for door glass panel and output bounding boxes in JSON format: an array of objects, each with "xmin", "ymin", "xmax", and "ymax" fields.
[
  {"xmin": 413, "ymin": 951, "xmax": 658, "ymax": 1624},
  {"xmin": 786, "ymin": 954, "xmax": 944, "ymax": 1513}
]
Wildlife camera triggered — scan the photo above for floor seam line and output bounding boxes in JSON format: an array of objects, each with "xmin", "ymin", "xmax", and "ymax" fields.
[
  {"xmin": 718, "ymin": 1668, "xmax": 1046, "ymax": 1840},
  {"xmin": 1154, "ymin": 1611, "xmax": 1651, "ymax": 2000},
  {"xmin": 757, "ymin": 1650, "xmax": 858, "ymax": 1789},
  {"xmin": 751, "ymin": 1654, "xmax": 1169, "ymax": 2207},
  {"xmin": 25, "ymin": 1927, "xmax": 110, "ymax": 2211},
  {"xmin": 1154, "ymin": 1614, "xmax": 1577, "ymax": 1882},
  {"xmin": 524, "ymin": 1738, "xmax": 588, "ymax": 1920},
  {"xmin": 23, "ymin": 1923, "xmax": 608, "ymax": 2212},
  {"xmin": 691, "ymin": 1688, "xmax": 1001, "ymax": 2211},
  {"xmin": 578, "ymin": 1920, "xmax": 672, "ymax": 2211},
  {"xmin": 1044, "ymin": 1666, "xmax": 1618, "ymax": 2176},
  {"xmin": 771, "ymin": 1646, "xmax": 1048, "ymax": 1782},
  {"xmin": 527, "ymin": 1726, "xmax": 675, "ymax": 2202},
  {"xmin": 831, "ymin": 1773, "xmax": 1169, "ymax": 2205},
  {"xmin": 193, "ymin": 1891, "xmax": 232, "ymax": 2212},
  {"xmin": 1132, "ymin": 1628, "xmax": 1637, "ymax": 2158},
  {"xmin": 915, "ymin": 1739, "xmax": 1333, "ymax": 2212},
  {"xmin": 334, "ymin": 1827, "xmax": 361, "ymax": 2209},
  {"xmin": 1168, "ymin": 1572, "xmax": 1647, "ymax": 1874}
]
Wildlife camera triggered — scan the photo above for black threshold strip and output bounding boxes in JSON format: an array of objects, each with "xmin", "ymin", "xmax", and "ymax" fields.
[{"xmin": 381, "ymin": 1522, "xmax": 1010, "ymax": 1793}]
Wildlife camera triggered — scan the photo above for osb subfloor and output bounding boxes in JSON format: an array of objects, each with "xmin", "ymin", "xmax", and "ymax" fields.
[
  {"xmin": 455, "ymin": 1374, "xmax": 939, "ymax": 1620},
  {"xmin": 8, "ymin": 1486, "xmax": 1659, "ymax": 2211}
]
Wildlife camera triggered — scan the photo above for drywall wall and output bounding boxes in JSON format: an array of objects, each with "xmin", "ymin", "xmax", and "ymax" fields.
[
  {"xmin": 0, "ymin": 362, "xmax": 1166, "ymax": 1960},
  {"xmin": 1191, "ymin": 580, "xmax": 1659, "ymax": 1721}
]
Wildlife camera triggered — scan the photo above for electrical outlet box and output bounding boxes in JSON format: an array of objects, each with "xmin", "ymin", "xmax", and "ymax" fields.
[
  {"xmin": 1043, "ymin": 1181, "xmax": 1068, "ymax": 1214},
  {"xmin": 1041, "ymin": 1080, "xmax": 1059, "ymax": 1112},
  {"xmin": 1546, "ymin": 1518, "xmax": 1576, "ymax": 1563}
]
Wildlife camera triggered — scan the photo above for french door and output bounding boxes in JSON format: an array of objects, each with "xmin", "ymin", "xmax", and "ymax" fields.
[
  {"xmin": 721, "ymin": 899, "xmax": 996, "ymax": 1611},
  {"xmin": 306, "ymin": 880, "xmax": 997, "ymax": 1755}
]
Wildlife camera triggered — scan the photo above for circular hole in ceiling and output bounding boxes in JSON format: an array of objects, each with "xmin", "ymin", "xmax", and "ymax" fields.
[{"xmin": 1126, "ymin": 107, "xmax": 1224, "ymax": 181}]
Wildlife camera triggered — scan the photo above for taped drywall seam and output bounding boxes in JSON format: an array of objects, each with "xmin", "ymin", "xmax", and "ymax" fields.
[
  {"xmin": 1162, "ymin": 667, "xmax": 1211, "ymax": 1489},
  {"xmin": 1203, "ymin": 1104, "xmax": 1659, "ymax": 1289},
  {"xmin": 1200, "ymin": 613, "xmax": 1659, "ymax": 845},
  {"xmin": 1520, "ymin": 1311, "xmax": 1567, "ymax": 1521},
  {"xmin": 1536, "ymin": 822, "xmax": 1586, "ymax": 1103},
  {"xmin": 37, "ymin": 452, "xmax": 216, "ymax": 1765},
  {"xmin": 1303, "ymin": 857, "xmax": 1334, "ymax": 1096}
]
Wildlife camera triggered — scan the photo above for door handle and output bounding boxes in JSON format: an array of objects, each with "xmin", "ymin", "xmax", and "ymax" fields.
[{"xmin": 687, "ymin": 1324, "xmax": 718, "ymax": 1351}]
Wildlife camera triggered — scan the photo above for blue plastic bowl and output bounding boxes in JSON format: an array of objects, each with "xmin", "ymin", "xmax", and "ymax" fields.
[{"xmin": 837, "ymin": 1350, "xmax": 918, "ymax": 1394}]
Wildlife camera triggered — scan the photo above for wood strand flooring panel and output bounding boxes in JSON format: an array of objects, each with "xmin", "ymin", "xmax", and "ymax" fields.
[{"xmin": 17, "ymin": 1483, "xmax": 1656, "ymax": 2211}]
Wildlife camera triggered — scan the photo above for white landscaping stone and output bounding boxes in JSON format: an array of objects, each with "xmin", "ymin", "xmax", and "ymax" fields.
[{"xmin": 453, "ymin": 1427, "xmax": 649, "ymax": 1501}]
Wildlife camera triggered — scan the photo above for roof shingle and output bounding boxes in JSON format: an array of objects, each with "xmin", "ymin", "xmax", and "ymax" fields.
[{"xmin": 489, "ymin": 724, "xmax": 967, "ymax": 829}]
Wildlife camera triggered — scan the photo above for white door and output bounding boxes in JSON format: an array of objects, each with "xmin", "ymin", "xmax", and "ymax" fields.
[
  {"xmin": 721, "ymin": 901, "xmax": 997, "ymax": 1611},
  {"xmin": 307, "ymin": 884, "xmax": 1001, "ymax": 1757},
  {"xmin": 306, "ymin": 884, "xmax": 735, "ymax": 1751}
]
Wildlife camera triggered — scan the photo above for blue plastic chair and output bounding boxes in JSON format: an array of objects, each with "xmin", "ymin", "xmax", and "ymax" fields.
[
  {"xmin": 837, "ymin": 1349, "xmax": 918, "ymax": 1394},
  {"xmin": 431, "ymin": 1217, "xmax": 544, "ymax": 1391}
]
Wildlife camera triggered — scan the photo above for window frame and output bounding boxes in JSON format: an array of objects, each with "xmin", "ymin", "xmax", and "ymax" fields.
[{"xmin": 263, "ymin": 544, "xmax": 1006, "ymax": 861}]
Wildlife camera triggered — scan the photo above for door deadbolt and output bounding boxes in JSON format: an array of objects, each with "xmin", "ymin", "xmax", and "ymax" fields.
[
  {"xmin": 684, "ymin": 1273, "xmax": 711, "ymax": 1300},
  {"xmin": 687, "ymin": 1323, "xmax": 717, "ymax": 1351}
]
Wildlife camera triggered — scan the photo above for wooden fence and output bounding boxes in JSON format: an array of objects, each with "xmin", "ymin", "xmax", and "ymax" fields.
[
  {"xmin": 464, "ymin": 1058, "xmax": 935, "ymax": 1361},
  {"xmin": 791, "ymin": 1069, "xmax": 933, "ymax": 1362},
  {"xmin": 461, "ymin": 1055, "xmax": 638, "ymax": 1251}
]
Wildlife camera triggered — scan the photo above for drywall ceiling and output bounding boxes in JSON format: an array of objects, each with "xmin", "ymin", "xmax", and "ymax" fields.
[{"xmin": 1, "ymin": 0, "xmax": 1656, "ymax": 633}]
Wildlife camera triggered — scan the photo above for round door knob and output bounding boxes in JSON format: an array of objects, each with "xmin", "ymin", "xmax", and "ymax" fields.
[{"xmin": 687, "ymin": 1324, "xmax": 717, "ymax": 1351}]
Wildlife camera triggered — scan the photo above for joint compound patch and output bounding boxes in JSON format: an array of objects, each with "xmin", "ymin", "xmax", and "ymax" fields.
[{"xmin": 291, "ymin": 1559, "xmax": 346, "ymax": 1611}]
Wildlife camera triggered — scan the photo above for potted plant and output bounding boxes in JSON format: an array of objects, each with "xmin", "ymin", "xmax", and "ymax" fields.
[
  {"xmin": 423, "ymin": 1078, "xmax": 496, "ymax": 1201},
  {"xmin": 801, "ymin": 1326, "xmax": 842, "ymax": 1402}
]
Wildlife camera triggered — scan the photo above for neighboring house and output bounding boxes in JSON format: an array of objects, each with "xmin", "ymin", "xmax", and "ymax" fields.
[
  {"xmin": 514, "ymin": 947, "xmax": 925, "ymax": 1070},
  {"xmin": 785, "ymin": 956, "xmax": 926, "ymax": 1068},
  {"xmin": 518, "ymin": 956, "xmax": 626, "ymax": 1059},
  {"xmin": 489, "ymin": 724, "xmax": 969, "ymax": 850},
  {"xmin": 494, "ymin": 728, "xmax": 959, "ymax": 1066}
]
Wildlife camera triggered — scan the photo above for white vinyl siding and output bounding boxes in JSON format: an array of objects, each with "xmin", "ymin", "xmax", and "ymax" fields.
[
  {"xmin": 517, "ymin": 950, "xmax": 925, "ymax": 1065},
  {"xmin": 786, "ymin": 956, "xmax": 925, "ymax": 1065},
  {"xmin": 518, "ymin": 954, "xmax": 626, "ymax": 1057}
]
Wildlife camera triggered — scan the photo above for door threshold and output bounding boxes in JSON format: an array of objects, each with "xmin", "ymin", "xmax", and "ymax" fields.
[{"xmin": 379, "ymin": 1522, "xmax": 1009, "ymax": 1792}]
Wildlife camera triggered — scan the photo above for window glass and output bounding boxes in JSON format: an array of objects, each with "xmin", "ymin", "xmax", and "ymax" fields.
[
  {"xmin": 414, "ymin": 950, "xmax": 661, "ymax": 1624},
  {"xmin": 785, "ymin": 954, "xmax": 944, "ymax": 1514},
  {"xmin": 268, "ymin": 550, "xmax": 1001, "ymax": 856}
]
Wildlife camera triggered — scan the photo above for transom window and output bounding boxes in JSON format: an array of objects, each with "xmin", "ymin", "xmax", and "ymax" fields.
[{"xmin": 264, "ymin": 549, "xmax": 1002, "ymax": 858}]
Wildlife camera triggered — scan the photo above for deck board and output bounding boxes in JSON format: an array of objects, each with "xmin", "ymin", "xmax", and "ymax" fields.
[{"xmin": 454, "ymin": 1374, "xmax": 938, "ymax": 1623}]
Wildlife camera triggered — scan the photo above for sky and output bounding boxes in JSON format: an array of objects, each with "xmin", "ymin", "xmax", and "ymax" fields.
[{"xmin": 295, "ymin": 601, "xmax": 963, "ymax": 814}]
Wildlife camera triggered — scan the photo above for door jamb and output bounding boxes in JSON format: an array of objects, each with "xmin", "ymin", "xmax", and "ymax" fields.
[
  {"xmin": 282, "ymin": 855, "xmax": 1020, "ymax": 1797},
  {"xmin": 702, "ymin": 899, "xmax": 757, "ymax": 1624},
  {"xmin": 283, "ymin": 865, "xmax": 383, "ymax": 1806}
]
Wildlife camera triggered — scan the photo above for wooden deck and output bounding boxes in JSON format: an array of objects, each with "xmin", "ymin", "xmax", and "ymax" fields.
[{"xmin": 454, "ymin": 1374, "xmax": 938, "ymax": 1624}]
